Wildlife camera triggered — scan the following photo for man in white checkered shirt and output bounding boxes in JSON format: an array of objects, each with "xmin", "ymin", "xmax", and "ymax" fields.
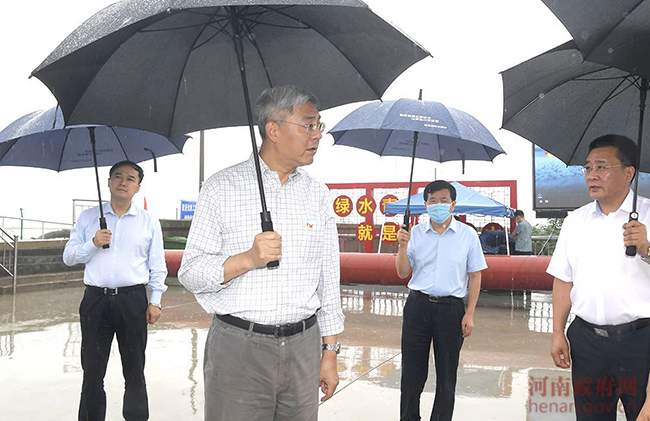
[{"xmin": 178, "ymin": 85, "xmax": 344, "ymax": 421}]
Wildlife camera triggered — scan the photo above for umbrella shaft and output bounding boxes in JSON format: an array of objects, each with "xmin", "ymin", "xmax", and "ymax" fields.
[
  {"xmin": 89, "ymin": 128, "xmax": 105, "ymax": 217},
  {"xmin": 229, "ymin": 7, "xmax": 269, "ymax": 215},
  {"xmin": 89, "ymin": 127, "xmax": 110, "ymax": 249},
  {"xmin": 229, "ymin": 7, "xmax": 276, "ymax": 268},
  {"xmin": 404, "ymin": 130, "xmax": 420, "ymax": 231},
  {"xmin": 632, "ymin": 78, "xmax": 648, "ymax": 213}
]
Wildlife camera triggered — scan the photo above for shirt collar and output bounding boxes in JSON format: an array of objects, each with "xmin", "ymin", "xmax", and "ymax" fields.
[
  {"xmin": 104, "ymin": 201, "xmax": 137, "ymax": 216},
  {"xmin": 593, "ymin": 188, "xmax": 634, "ymax": 215},
  {"xmin": 247, "ymin": 153, "xmax": 304, "ymax": 183},
  {"xmin": 424, "ymin": 216, "xmax": 458, "ymax": 234}
]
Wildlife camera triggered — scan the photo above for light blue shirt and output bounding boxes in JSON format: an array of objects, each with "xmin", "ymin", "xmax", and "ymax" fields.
[
  {"xmin": 63, "ymin": 202, "xmax": 168, "ymax": 305},
  {"xmin": 407, "ymin": 218, "xmax": 487, "ymax": 298}
]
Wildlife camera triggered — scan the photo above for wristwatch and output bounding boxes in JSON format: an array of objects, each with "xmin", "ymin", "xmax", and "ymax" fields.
[
  {"xmin": 322, "ymin": 343, "xmax": 341, "ymax": 354},
  {"xmin": 149, "ymin": 302, "xmax": 162, "ymax": 310}
]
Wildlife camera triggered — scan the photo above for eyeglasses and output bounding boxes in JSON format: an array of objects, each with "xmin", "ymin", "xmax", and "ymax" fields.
[
  {"xmin": 273, "ymin": 120, "xmax": 326, "ymax": 133},
  {"xmin": 580, "ymin": 164, "xmax": 625, "ymax": 174}
]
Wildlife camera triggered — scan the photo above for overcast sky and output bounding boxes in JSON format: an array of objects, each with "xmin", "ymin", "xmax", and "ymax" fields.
[{"xmin": 0, "ymin": 0, "xmax": 571, "ymax": 229}]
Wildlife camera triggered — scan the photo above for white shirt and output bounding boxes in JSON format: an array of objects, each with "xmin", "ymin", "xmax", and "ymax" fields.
[
  {"xmin": 547, "ymin": 190, "xmax": 650, "ymax": 325},
  {"xmin": 63, "ymin": 202, "xmax": 168, "ymax": 305},
  {"xmin": 178, "ymin": 155, "xmax": 345, "ymax": 337}
]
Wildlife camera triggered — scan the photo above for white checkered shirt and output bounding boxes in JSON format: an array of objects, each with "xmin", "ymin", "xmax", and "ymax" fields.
[{"xmin": 178, "ymin": 154, "xmax": 345, "ymax": 336}]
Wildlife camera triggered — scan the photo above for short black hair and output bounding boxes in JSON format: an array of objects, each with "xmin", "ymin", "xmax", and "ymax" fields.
[
  {"xmin": 423, "ymin": 180, "xmax": 456, "ymax": 202},
  {"xmin": 109, "ymin": 160, "xmax": 144, "ymax": 184},
  {"xmin": 514, "ymin": 210, "xmax": 524, "ymax": 218},
  {"xmin": 588, "ymin": 134, "xmax": 638, "ymax": 171}
]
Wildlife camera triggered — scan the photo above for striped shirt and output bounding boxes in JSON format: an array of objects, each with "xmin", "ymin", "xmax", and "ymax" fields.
[{"xmin": 178, "ymin": 154, "xmax": 344, "ymax": 336}]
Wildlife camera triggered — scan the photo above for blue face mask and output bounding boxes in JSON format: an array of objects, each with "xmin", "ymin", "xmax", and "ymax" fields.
[{"xmin": 427, "ymin": 203, "xmax": 452, "ymax": 224}]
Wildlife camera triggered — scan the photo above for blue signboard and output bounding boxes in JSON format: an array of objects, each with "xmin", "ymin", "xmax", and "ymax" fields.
[{"xmin": 180, "ymin": 200, "xmax": 196, "ymax": 220}]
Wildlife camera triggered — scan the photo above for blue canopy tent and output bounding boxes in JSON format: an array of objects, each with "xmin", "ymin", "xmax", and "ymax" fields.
[{"xmin": 385, "ymin": 182, "xmax": 515, "ymax": 217}]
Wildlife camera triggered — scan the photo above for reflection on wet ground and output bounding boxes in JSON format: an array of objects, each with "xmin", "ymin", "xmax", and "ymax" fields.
[{"xmin": 0, "ymin": 285, "xmax": 622, "ymax": 420}]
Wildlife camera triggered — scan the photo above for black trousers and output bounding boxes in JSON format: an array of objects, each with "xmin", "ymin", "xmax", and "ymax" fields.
[
  {"xmin": 400, "ymin": 291, "xmax": 465, "ymax": 421},
  {"xmin": 78, "ymin": 285, "xmax": 149, "ymax": 421},
  {"xmin": 567, "ymin": 318, "xmax": 650, "ymax": 421}
]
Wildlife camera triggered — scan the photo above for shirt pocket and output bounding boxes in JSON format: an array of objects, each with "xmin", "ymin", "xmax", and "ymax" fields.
[{"xmin": 299, "ymin": 211, "xmax": 325, "ymax": 262}]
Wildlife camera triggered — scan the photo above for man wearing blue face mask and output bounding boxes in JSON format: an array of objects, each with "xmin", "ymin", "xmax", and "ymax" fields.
[{"xmin": 395, "ymin": 180, "xmax": 487, "ymax": 421}]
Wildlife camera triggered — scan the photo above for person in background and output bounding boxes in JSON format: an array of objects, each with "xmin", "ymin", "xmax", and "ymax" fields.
[
  {"xmin": 549, "ymin": 134, "xmax": 650, "ymax": 420},
  {"xmin": 63, "ymin": 160, "xmax": 167, "ymax": 421},
  {"xmin": 178, "ymin": 85, "xmax": 344, "ymax": 421},
  {"xmin": 395, "ymin": 180, "xmax": 487, "ymax": 421},
  {"xmin": 512, "ymin": 209, "xmax": 533, "ymax": 255}
]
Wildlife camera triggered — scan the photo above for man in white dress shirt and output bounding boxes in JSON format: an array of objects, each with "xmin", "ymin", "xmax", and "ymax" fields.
[
  {"xmin": 549, "ymin": 134, "xmax": 650, "ymax": 421},
  {"xmin": 63, "ymin": 160, "xmax": 168, "ymax": 421},
  {"xmin": 178, "ymin": 85, "xmax": 344, "ymax": 421}
]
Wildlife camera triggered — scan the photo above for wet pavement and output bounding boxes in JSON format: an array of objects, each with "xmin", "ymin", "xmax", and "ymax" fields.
[{"xmin": 0, "ymin": 285, "xmax": 625, "ymax": 420}]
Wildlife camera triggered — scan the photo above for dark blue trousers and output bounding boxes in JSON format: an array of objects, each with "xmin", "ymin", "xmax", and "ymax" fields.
[
  {"xmin": 568, "ymin": 318, "xmax": 650, "ymax": 421},
  {"xmin": 78, "ymin": 285, "xmax": 149, "ymax": 421},
  {"xmin": 400, "ymin": 291, "xmax": 465, "ymax": 421}
]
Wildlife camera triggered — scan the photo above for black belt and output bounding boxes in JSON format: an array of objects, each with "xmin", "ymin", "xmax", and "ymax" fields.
[
  {"xmin": 216, "ymin": 313, "xmax": 317, "ymax": 337},
  {"xmin": 86, "ymin": 284, "xmax": 144, "ymax": 296},
  {"xmin": 577, "ymin": 316, "xmax": 650, "ymax": 338},
  {"xmin": 412, "ymin": 290, "xmax": 463, "ymax": 304}
]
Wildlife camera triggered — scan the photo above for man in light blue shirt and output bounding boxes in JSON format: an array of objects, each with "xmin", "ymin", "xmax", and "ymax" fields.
[
  {"xmin": 396, "ymin": 180, "xmax": 487, "ymax": 421},
  {"xmin": 63, "ymin": 160, "xmax": 167, "ymax": 421}
]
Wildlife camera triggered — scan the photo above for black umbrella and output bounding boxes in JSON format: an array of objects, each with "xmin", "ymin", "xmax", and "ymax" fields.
[
  {"xmin": 542, "ymin": 0, "xmax": 650, "ymax": 80},
  {"xmin": 541, "ymin": 0, "xmax": 650, "ymax": 255},
  {"xmin": 31, "ymin": 0, "xmax": 429, "ymax": 267},
  {"xmin": 0, "ymin": 106, "xmax": 189, "ymax": 248},
  {"xmin": 501, "ymin": 41, "xmax": 649, "ymax": 255}
]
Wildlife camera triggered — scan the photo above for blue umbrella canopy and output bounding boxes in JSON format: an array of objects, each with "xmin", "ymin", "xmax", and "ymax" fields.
[
  {"xmin": 330, "ymin": 98, "xmax": 505, "ymax": 162},
  {"xmin": 331, "ymin": 96, "xmax": 505, "ymax": 228},
  {"xmin": 0, "ymin": 107, "xmax": 189, "ymax": 171},
  {"xmin": 385, "ymin": 182, "xmax": 514, "ymax": 217},
  {"xmin": 0, "ymin": 106, "xmax": 190, "ymax": 242}
]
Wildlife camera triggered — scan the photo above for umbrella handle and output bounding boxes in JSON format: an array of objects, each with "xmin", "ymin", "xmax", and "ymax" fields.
[
  {"xmin": 626, "ymin": 212, "xmax": 639, "ymax": 257},
  {"xmin": 403, "ymin": 211, "xmax": 410, "ymax": 232},
  {"xmin": 261, "ymin": 211, "xmax": 279, "ymax": 269},
  {"xmin": 99, "ymin": 217, "xmax": 110, "ymax": 249}
]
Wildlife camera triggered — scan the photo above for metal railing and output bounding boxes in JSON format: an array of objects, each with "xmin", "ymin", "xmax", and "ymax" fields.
[
  {"xmin": 532, "ymin": 235, "xmax": 559, "ymax": 256},
  {"xmin": 0, "ymin": 226, "xmax": 18, "ymax": 294},
  {"xmin": 73, "ymin": 199, "xmax": 105, "ymax": 223},
  {"xmin": 0, "ymin": 215, "xmax": 73, "ymax": 240}
]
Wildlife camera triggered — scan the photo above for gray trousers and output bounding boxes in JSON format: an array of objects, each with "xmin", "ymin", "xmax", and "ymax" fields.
[{"xmin": 204, "ymin": 316, "xmax": 321, "ymax": 421}]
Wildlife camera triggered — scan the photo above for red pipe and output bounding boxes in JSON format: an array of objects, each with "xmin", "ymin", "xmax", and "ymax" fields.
[
  {"xmin": 165, "ymin": 251, "xmax": 554, "ymax": 291},
  {"xmin": 166, "ymin": 250, "xmax": 184, "ymax": 277}
]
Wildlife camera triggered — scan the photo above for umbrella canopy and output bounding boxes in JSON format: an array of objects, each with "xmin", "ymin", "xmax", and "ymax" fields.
[
  {"xmin": 542, "ymin": 0, "xmax": 650, "ymax": 80},
  {"xmin": 541, "ymin": 0, "xmax": 650, "ymax": 257},
  {"xmin": 501, "ymin": 41, "xmax": 650, "ymax": 171},
  {"xmin": 0, "ymin": 106, "xmax": 189, "ymax": 244},
  {"xmin": 31, "ymin": 0, "xmax": 430, "ymax": 265},
  {"xmin": 501, "ymin": 41, "xmax": 650, "ymax": 256},
  {"xmin": 0, "ymin": 107, "xmax": 189, "ymax": 171},
  {"xmin": 330, "ymin": 98, "xmax": 504, "ymax": 162},
  {"xmin": 31, "ymin": 1, "xmax": 430, "ymax": 137},
  {"xmin": 330, "ymin": 96, "xmax": 504, "ymax": 227},
  {"xmin": 384, "ymin": 182, "xmax": 515, "ymax": 217}
]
